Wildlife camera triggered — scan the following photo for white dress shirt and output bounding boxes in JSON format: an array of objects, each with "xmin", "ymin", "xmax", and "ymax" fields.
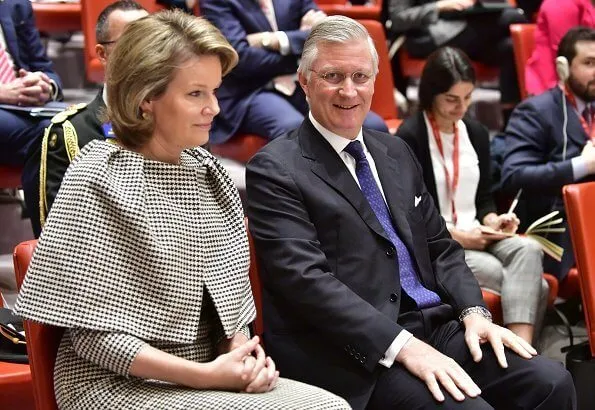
[
  {"xmin": 423, "ymin": 112, "xmax": 480, "ymax": 231},
  {"xmin": 309, "ymin": 112, "xmax": 413, "ymax": 367}
]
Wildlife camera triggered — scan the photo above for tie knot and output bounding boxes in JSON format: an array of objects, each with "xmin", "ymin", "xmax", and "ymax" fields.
[{"xmin": 344, "ymin": 140, "xmax": 366, "ymax": 162}]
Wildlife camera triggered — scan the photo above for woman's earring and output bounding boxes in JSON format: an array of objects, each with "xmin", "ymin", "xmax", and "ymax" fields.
[{"xmin": 142, "ymin": 112, "xmax": 149, "ymax": 120}]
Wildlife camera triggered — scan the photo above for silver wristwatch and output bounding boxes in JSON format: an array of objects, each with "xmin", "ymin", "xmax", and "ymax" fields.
[{"xmin": 458, "ymin": 306, "xmax": 493, "ymax": 323}]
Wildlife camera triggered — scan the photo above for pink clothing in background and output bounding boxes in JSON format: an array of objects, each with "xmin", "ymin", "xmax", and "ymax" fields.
[{"xmin": 525, "ymin": 0, "xmax": 595, "ymax": 96}]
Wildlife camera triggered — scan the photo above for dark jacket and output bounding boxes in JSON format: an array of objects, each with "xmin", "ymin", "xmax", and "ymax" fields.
[{"xmin": 397, "ymin": 111, "xmax": 496, "ymax": 224}]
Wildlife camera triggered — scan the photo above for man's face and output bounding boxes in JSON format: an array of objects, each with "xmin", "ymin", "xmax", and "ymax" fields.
[
  {"xmin": 96, "ymin": 9, "xmax": 149, "ymax": 65},
  {"xmin": 298, "ymin": 39, "xmax": 375, "ymax": 139},
  {"xmin": 568, "ymin": 41, "xmax": 595, "ymax": 102}
]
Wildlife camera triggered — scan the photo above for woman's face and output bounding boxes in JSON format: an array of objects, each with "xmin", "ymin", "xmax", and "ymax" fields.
[
  {"xmin": 432, "ymin": 81, "xmax": 475, "ymax": 123},
  {"xmin": 142, "ymin": 54, "xmax": 222, "ymax": 152}
]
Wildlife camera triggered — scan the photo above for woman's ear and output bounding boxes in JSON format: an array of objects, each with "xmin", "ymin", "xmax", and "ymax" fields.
[{"xmin": 140, "ymin": 99, "xmax": 153, "ymax": 116}]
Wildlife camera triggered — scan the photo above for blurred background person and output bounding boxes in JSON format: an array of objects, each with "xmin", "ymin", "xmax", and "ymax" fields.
[
  {"xmin": 502, "ymin": 27, "xmax": 595, "ymax": 281},
  {"xmin": 387, "ymin": 0, "xmax": 526, "ymax": 125},
  {"xmin": 200, "ymin": 0, "xmax": 388, "ymax": 146},
  {"xmin": 398, "ymin": 47, "xmax": 547, "ymax": 344},
  {"xmin": 0, "ymin": 0, "xmax": 63, "ymax": 167},
  {"xmin": 23, "ymin": 0, "xmax": 148, "ymax": 238},
  {"xmin": 525, "ymin": 0, "xmax": 595, "ymax": 96},
  {"xmin": 14, "ymin": 10, "xmax": 349, "ymax": 410}
]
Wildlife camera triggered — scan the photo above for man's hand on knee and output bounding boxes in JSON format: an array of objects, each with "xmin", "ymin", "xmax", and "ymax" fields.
[
  {"xmin": 462, "ymin": 314, "xmax": 537, "ymax": 368},
  {"xmin": 395, "ymin": 336, "xmax": 481, "ymax": 403}
]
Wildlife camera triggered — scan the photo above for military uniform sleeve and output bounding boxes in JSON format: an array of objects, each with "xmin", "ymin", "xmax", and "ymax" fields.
[
  {"xmin": 70, "ymin": 328, "xmax": 147, "ymax": 377},
  {"xmin": 39, "ymin": 118, "xmax": 81, "ymax": 226}
]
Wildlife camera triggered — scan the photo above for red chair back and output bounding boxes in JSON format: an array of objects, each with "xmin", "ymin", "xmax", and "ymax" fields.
[
  {"xmin": 81, "ymin": 0, "xmax": 165, "ymax": 83},
  {"xmin": 563, "ymin": 182, "xmax": 595, "ymax": 357},
  {"xmin": 510, "ymin": 23, "xmax": 536, "ymax": 100},
  {"xmin": 315, "ymin": 0, "xmax": 381, "ymax": 20},
  {"xmin": 359, "ymin": 20, "xmax": 400, "ymax": 132},
  {"xmin": 0, "ymin": 166, "xmax": 22, "ymax": 189},
  {"xmin": 13, "ymin": 240, "xmax": 63, "ymax": 410}
]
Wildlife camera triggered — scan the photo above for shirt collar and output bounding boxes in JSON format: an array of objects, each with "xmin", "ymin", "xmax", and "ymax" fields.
[
  {"xmin": 102, "ymin": 86, "xmax": 108, "ymax": 107},
  {"xmin": 308, "ymin": 112, "xmax": 364, "ymax": 156}
]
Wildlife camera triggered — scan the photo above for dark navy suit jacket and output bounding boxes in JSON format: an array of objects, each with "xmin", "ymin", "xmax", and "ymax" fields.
[
  {"xmin": 0, "ymin": 0, "xmax": 62, "ymax": 92},
  {"xmin": 200, "ymin": 0, "xmax": 318, "ymax": 144},
  {"xmin": 501, "ymin": 86, "xmax": 594, "ymax": 279},
  {"xmin": 246, "ymin": 119, "xmax": 484, "ymax": 409}
]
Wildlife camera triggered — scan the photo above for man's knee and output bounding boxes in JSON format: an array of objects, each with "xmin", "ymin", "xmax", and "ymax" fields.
[{"xmin": 522, "ymin": 357, "xmax": 576, "ymax": 409}]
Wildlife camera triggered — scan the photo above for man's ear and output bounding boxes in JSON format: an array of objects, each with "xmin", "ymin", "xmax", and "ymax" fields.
[
  {"xmin": 96, "ymin": 44, "xmax": 108, "ymax": 67},
  {"xmin": 298, "ymin": 71, "xmax": 309, "ymax": 99}
]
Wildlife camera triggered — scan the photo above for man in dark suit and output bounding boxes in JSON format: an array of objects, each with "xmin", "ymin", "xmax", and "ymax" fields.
[
  {"xmin": 22, "ymin": 0, "xmax": 148, "ymax": 237},
  {"xmin": 200, "ymin": 0, "xmax": 387, "ymax": 145},
  {"xmin": 246, "ymin": 15, "xmax": 575, "ymax": 410},
  {"xmin": 502, "ymin": 27, "xmax": 595, "ymax": 281},
  {"xmin": 0, "ymin": 0, "xmax": 63, "ymax": 167}
]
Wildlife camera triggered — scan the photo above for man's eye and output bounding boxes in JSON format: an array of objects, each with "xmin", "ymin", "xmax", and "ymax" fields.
[
  {"xmin": 324, "ymin": 72, "xmax": 343, "ymax": 82},
  {"xmin": 353, "ymin": 72, "xmax": 369, "ymax": 82}
]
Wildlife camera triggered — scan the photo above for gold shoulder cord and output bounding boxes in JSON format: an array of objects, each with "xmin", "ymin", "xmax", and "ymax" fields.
[
  {"xmin": 62, "ymin": 120, "xmax": 80, "ymax": 162},
  {"xmin": 39, "ymin": 125, "xmax": 51, "ymax": 227},
  {"xmin": 39, "ymin": 120, "xmax": 79, "ymax": 228}
]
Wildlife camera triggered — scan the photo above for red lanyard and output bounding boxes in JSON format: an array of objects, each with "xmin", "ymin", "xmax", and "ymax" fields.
[
  {"xmin": 563, "ymin": 85, "xmax": 595, "ymax": 141},
  {"xmin": 428, "ymin": 112, "xmax": 460, "ymax": 225}
]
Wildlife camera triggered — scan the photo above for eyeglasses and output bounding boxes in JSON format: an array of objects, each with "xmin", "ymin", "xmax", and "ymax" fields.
[{"xmin": 309, "ymin": 69, "xmax": 373, "ymax": 85}]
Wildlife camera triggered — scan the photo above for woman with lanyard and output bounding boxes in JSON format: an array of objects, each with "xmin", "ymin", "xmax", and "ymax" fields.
[{"xmin": 398, "ymin": 47, "xmax": 548, "ymax": 344}]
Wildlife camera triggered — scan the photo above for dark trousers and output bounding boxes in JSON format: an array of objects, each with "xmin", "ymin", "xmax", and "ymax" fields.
[
  {"xmin": 367, "ymin": 303, "xmax": 576, "ymax": 409},
  {"xmin": 406, "ymin": 9, "xmax": 527, "ymax": 104},
  {"xmin": 0, "ymin": 109, "xmax": 47, "ymax": 166}
]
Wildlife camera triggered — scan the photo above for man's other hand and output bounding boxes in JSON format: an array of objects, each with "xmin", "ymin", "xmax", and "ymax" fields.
[
  {"xmin": 463, "ymin": 313, "xmax": 537, "ymax": 368},
  {"xmin": 395, "ymin": 336, "xmax": 481, "ymax": 402}
]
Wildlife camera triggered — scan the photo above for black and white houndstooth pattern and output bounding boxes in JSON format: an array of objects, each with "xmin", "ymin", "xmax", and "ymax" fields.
[
  {"xmin": 15, "ymin": 140, "xmax": 255, "ymax": 343},
  {"xmin": 53, "ymin": 302, "xmax": 350, "ymax": 409}
]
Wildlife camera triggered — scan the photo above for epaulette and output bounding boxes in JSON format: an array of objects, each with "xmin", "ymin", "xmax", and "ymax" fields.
[{"xmin": 50, "ymin": 102, "xmax": 88, "ymax": 124}]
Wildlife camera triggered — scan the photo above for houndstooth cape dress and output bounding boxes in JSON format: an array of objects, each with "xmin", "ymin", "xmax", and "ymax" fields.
[{"xmin": 15, "ymin": 140, "xmax": 350, "ymax": 410}]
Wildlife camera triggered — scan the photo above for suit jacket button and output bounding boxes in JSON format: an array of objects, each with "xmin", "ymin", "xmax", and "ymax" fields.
[
  {"xmin": 386, "ymin": 246, "xmax": 396, "ymax": 257},
  {"xmin": 390, "ymin": 293, "xmax": 398, "ymax": 303}
]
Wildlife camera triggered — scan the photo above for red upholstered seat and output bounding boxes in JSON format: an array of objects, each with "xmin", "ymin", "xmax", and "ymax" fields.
[
  {"xmin": 315, "ymin": 0, "xmax": 382, "ymax": 20},
  {"xmin": 0, "ymin": 165, "xmax": 22, "ymax": 189},
  {"xmin": 482, "ymin": 273, "xmax": 559, "ymax": 325},
  {"xmin": 13, "ymin": 240, "xmax": 63, "ymax": 410},
  {"xmin": 510, "ymin": 24, "xmax": 536, "ymax": 100},
  {"xmin": 563, "ymin": 183, "xmax": 595, "ymax": 356}
]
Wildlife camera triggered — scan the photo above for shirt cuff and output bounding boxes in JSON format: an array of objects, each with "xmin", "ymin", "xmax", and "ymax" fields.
[
  {"xmin": 49, "ymin": 79, "xmax": 59, "ymax": 101},
  {"xmin": 275, "ymin": 31, "xmax": 290, "ymax": 56},
  {"xmin": 378, "ymin": 329, "xmax": 413, "ymax": 368},
  {"xmin": 572, "ymin": 156, "xmax": 589, "ymax": 181}
]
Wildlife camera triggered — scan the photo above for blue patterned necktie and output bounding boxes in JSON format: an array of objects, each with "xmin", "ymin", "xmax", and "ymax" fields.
[{"xmin": 344, "ymin": 141, "xmax": 441, "ymax": 308}]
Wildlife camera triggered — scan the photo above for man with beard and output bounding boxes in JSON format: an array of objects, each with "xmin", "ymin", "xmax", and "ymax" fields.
[{"xmin": 502, "ymin": 26, "xmax": 595, "ymax": 281}]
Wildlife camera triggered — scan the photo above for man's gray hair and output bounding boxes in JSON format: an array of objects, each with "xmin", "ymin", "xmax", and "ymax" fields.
[{"xmin": 297, "ymin": 15, "xmax": 379, "ymax": 79}]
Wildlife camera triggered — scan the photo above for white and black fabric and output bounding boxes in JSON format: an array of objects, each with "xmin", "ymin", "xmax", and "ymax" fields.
[{"xmin": 15, "ymin": 140, "xmax": 349, "ymax": 409}]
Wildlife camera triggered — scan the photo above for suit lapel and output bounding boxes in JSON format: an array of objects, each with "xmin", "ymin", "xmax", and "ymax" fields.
[
  {"xmin": 247, "ymin": 0, "xmax": 274, "ymax": 31},
  {"xmin": 365, "ymin": 132, "xmax": 416, "ymax": 252},
  {"xmin": 300, "ymin": 120, "xmax": 390, "ymax": 242}
]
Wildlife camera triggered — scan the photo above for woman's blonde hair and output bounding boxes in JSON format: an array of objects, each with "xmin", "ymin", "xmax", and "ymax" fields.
[{"xmin": 105, "ymin": 10, "xmax": 238, "ymax": 148}]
